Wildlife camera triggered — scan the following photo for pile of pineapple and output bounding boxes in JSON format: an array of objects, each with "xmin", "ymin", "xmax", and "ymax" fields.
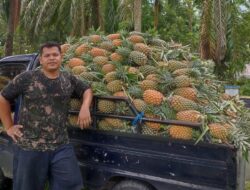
[{"xmin": 62, "ymin": 31, "xmax": 250, "ymax": 148}]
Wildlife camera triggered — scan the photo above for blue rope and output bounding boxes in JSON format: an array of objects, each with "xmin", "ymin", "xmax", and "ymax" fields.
[{"xmin": 132, "ymin": 112, "xmax": 144, "ymax": 127}]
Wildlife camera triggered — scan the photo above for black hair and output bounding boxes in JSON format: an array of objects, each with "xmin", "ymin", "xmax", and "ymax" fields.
[{"xmin": 39, "ymin": 41, "xmax": 61, "ymax": 55}]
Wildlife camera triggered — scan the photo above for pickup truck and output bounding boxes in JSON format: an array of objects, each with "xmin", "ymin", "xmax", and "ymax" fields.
[{"xmin": 0, "ymin": 53, "xmax": 247, "ymax": 190}]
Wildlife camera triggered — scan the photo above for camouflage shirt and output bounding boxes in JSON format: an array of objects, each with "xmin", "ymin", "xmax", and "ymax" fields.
[{"xmin": 1, "ymin": 69, "xmax": 89, "ymax": 151}]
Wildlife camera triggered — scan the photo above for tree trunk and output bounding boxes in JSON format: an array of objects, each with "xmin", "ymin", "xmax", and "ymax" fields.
[
  {"xmin": 134, "ymin": 0, "xmax": 142, "ymax": 32},
  {"xmin": 199, "ymin": 0, "xmax": 213, "ymax": 60},
  {"xmin": 5, "ymin": 0, "xmax": 20, "ymax": 56},
  {"xmin": 154, "ymin": 0, "xmax": 160, "ymax": 30},
  {"xmin": 91, "ymin": 0, "xmax": 100, "ymax": 30}
]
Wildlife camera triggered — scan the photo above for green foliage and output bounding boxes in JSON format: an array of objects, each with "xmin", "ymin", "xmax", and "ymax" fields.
[{"xmin": 236, "ymin": 78, "xmax": 250, "ymax": 96}]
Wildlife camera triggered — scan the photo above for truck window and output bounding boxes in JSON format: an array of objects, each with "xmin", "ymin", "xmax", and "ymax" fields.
[{"xmin": 0, "ymin": 63, "xmax": 27, "ymax": 91}]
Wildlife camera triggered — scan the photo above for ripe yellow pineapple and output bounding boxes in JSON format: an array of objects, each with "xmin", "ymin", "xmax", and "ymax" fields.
[
  {"xmin": 143, "ymin": 90, "xmax": 164, "ymax": 105},
  {"xmin": 169, "ymin": 125, "xmax": 193, "ymax": 140},
  {"xmin": 169, "ymin": 95, "xmax": 198, "ymax": 112},
  {"xmin": 98, "ymin": 119, "xmax": 111, "ymax": 130},
  {"xmin": 60, "ymin": 43, "xmax": 70, "ymax": 54},
  {"xmin": 75, "ymin": 44, "xmax": 90, "ymax": 56},
  {"xmin": 102, "ymin": 63, "xmax": 116, "ymax": 74},
  {"xmin": 132, "ymin": 99, "xmax": 147, "ymax": 112},
  {"xmin": 145, "ymin": 113, "xmax": 161, "ymax": 131},
  {"xmin": 112, "ymin": 39, "xmax": 123, "ymax": 47},
  {"xmin": 174, "ymin": 87, "xmax": 197, "ymax": 101},
  {"xmin": 68, "ymin": 58, "xmax": 85, "ymax": 68},
  {"xmin": 134, "ymin": 43, "xmax": 151, "ymax": 56},
  {"xmin": 107, "ymin": 33, "xmax": 121, "ymax": 40},
  {"xmin": 176, "ymin": 110, "xmax": 201, "ymax": 122},
  {"xmin": 208, "ymin": 123, "xmax": 228, "ymax": 142},
  {"xmin": 89, "ymin": 35, "xmax": 102, "ymax": 43},
  {"xmin": 110, "ymin": 52, "xmax": 123, "ymax": 62},
  {"xmin": 90, "ymin": 47, "xmax": 107, "ymax": 57},
  {"xmin": 139, "ymin": 80, "xmax": 158, "ymax": 91},
  {"xmin": 128, "ymin": 35, "xmax": 144, "ymax": 43}
]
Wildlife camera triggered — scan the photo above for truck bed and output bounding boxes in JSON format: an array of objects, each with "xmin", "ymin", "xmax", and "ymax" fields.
[{"xmin": 69, "ymin": 127, "xmax": 237, "ymax": 190}]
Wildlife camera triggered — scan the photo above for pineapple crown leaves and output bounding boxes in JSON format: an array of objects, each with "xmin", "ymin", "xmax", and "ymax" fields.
[
  {"xmin": 80, "ymin": 53, "xmax": 93, "ymax": 64},
  {"xmin": 230, "ymin": 127, "xmax": 250, "ymax": 161}
]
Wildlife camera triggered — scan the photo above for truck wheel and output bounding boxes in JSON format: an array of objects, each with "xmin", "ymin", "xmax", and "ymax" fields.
[{"xmin": 112, "ymin": 180, "xmax": 152, "ymax": 190}]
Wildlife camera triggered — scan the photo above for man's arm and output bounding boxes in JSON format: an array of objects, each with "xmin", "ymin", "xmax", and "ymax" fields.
[
  {"xmin": 78, "ymin": 88, "xmax": 93, "ymax": 129},
  {"xmin": 0, "ymin": 95, "xmax": 23, "ymax": 142}
]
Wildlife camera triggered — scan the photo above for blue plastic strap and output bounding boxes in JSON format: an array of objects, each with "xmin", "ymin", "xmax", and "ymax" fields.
[{"xmin": 132, "ymin": 112, "xmax": 144, "ymax": 126}]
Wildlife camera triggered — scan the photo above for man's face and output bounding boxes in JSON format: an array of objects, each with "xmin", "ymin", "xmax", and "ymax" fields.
[{"xmin": 39, "ymin": 47, "xmax": 62, "ymax": 72}]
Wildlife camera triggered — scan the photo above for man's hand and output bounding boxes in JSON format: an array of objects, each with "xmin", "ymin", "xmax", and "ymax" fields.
[
  {"xmin": 78, "ymin": 106, "xmax": 92, "ymax": 129},
  {"xmin": 6, "ymin": 125, "xmax": 23, "ymax": 143}
]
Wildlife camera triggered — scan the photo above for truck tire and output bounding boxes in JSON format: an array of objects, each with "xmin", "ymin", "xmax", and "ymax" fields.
[{"xmin": 112, "ymin": 180, "xmax": 152, "ymax": 190}]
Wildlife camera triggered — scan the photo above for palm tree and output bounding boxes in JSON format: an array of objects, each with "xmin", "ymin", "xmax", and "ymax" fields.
[
  {"xmin": 134, "ymin": 0, "xmax": 142, "ymax": 32},
  {"xmin": 4, "ymin": 0, "xmax": 21, "ymax": 56}
]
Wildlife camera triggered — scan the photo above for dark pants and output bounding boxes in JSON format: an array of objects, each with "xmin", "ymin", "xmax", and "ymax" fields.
[{"xmin": 13, "ymin": 144, "xmax": 83, "ymax": 190}]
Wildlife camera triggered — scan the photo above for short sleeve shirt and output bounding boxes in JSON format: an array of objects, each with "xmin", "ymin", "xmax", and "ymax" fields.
[{"xmin": 1, "ymin": 69, "xmax": 90, "ymax": 151}]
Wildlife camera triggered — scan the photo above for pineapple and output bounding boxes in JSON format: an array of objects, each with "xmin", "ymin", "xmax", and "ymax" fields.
[
  {"xmin": 89, "ymin": 35, "xmax": 102, "ymax": 43},
  {"xmin": 138, "ymin": 65, "xmax": 157, "ymax": 77},
  {"xmin": 169, "ymin": 125, "xmax": 193, "ymax": 140},
  {"xmin": 134, "ymin": 43, "xmax": 151, "ymax": 56},
  {"xmin": 128, "ymin": 35, "xmax": 144, "ymax": 43},
  {"xmin": 105, "ymin": 118, "xmax": 124, "ymax": 128},
  {"xmin": 132, "ymin": 99, "xmax": 147, "ymax": 112},
  {"xmin": 113, "ymin": 91, "xmax": 127, "ymax": 97},
  {"xmin": 176, "ymin": 110, "xmax": 201, "ymax": 123},
  {"xmin": 104, "ymin": 71, "xmax": 117, "ymax": 83},
  {"xmin": 127, "ymin": 85, "xmax": 143, "ymax": 99},
  {"xmin": 129, "ymin": 51, "xmax": 147, "ymax": 66},
  {"xmin": 139, "ymin": 80, "xmax": 158, "ymax": 91},
  {"xmin": 90, "ymin": 48, "xmax": 107, "ymax": 57},
  {"xmin": 167, "ymin": 60, "xmax": 188, "ymax": 72},
  {"xmin": 93, "ymin": 56, "xmax": 109, "ymax": 65},
  {"xmin": 127, "ymin": 67, "xmax": 139, "ymax": 74},
  {"xmin": 98, "ymin": 119, "xmax": 111, "ymax": 130},
  {"xmin": 174, "ymin": 87, "xmax": 197, "ymax": 101},
  {"xmin": 110, "ymin": 53, "xmax": 123, "ymax": 62},
  {"xmin": 107, "ymin": 80, "xmax": 123, "ymax": 93},
  {"xmin": 146, "ymin": 74, "xmax": 159, "ymax": 82},
  {"xmin": 61, "ymin": 43, "xmax": 70, "ymax": 54},
  {"xmin": 173, "ymin": 75, "xmax": 192, "ymax": 88},
  {"xmin": 208, "ymin": 123, "xmax": 228, "ymax": 141},
  {"xmin": 98, "ymin": 100, "xmax": 116, "ymax": 113},
  {"xmin": 102, "ymin": 63, "xmax": 116, "ymax": 74},
  {"xmin": 75, "ymin": 44, "xmax": 90, "ymax": 56},
  {"xmin": 112, "ymin": 39, "xmax": 123, "ymax": 47},
  {"xmin": 70, "ymin": 98, "xmax": 82, "ymax": 110},
  {"xmin": 68, "ymin": 58, "xmax": 85, "ymax": 68},
  {"xmin": 145, "ymin": 113, "xmax": 161, "ymax": 131},
  {"xmin": 107, "ymin": 33, "xmax": 121, "ymax": 40},
  {"xmin": 68, "ymin": 115, "xmax": 78, "ymax": 127},
  {"xmin": 100, "ymin": 41, "xmax": 114, "ymax": 51},
  {"xmin": 142, "ymin": 125, "xmax": 158, "ymax": 136},
  {"xmin": 169, "ymin": 95, "xmax": 199, "ymax": 112},
  {"xmin": 149, "ymin": 38, "xmax": 167, "ymax": 47},
  {"xmin": 71, "ymin": 66, "xmax": 87, "ymax": 75},
  {"xmin": 143, "ymin": 90, "xmax": 164, "ymax": 105}
]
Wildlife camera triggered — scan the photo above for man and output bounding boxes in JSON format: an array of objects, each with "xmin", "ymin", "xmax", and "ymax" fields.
[{"xmin": 0, "ymin": 42, "xmax": 93, "ymax": 190}]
